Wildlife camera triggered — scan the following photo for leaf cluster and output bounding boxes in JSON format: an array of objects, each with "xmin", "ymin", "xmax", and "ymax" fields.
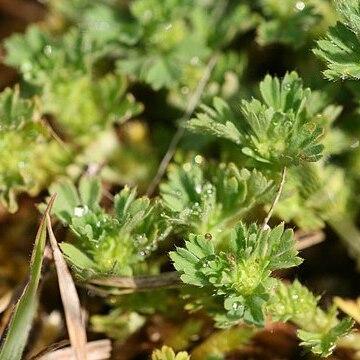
[
  {"xmin": 48, "ymin": 176, "xmax": 170, "ymax": 277},
  {"xmin": 314, "ymin": 0, "xmax": 360, "ymax": 80},
  {"xmin": 170, "ymin": 222, "xmax": 301, "ymax": 327},
  {"xmin": 4, "ymin": 27, "xmax": 142, "ymax": 141},
  {"xmin": 0, "ymin": 87, "xmax": 70, "ymax": 212},
  {"xmin": 151, "ymin": 346, "xmax": 190, "ymax": 360},
  {"xmin": 269, "ymin": 280, "xmax": 354, "ymax": 357},
  {"xmin": 160, "ymin": 160, "xmax": 274, "ymax": 238},
  {"xmin": 1, "ymin": 0, "xmax": 360, "ymax": 358},
  {"xmin": 257, "ymin": 0, "xmax": 321, "ymax": 48},
  {"xmin": 188, "ymin": 72, "xmax": 324, "ymax": 168}
]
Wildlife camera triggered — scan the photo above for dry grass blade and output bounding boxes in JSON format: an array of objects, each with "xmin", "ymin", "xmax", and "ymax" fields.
[
  {"xmin": 294, "ymin": 229, "xmax": 325, "ymax": 251},
  {"xmin": 46, "ymin": 215, "xmax": 87, "ymax": 360},
  {"xmin": 88, "ymin": 271, "xmax": 181, "ymax": 289},
  {"xmin": 263, "ymin": 167, "xmax": 286, "ymax": 229},
  {"xmin": 34, "ymin": 339, "xmax": 112, "ymax": 360},
  {"xmin": 0, "ymin": 195, "xmax": 56, "ymax": 360},
  {"xmin": 334, "ymin": 296, "xmax": 360, "ymax": 324},
  {"xmin": 0, "ymin": 292, "xmax": 12, "ymax": 315},
  {"xmin": 146, "ymin": 54, "xmax": 218, "ymax": 196}
]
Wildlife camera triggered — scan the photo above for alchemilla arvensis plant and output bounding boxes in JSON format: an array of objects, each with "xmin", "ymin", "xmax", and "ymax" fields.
[{"xmin": 2, "ymin": 0, "xmax": 360, "ymax": 358}]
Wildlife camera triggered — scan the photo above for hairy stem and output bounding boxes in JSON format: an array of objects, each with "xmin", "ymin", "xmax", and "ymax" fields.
[{"xmin": 263, "ymin": 167, "xmax": 287, "ymax": 229}]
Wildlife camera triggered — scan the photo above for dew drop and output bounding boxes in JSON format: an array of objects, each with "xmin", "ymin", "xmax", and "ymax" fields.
[
  {"xmin": 202, "ymin": 260, "xmax": 209, "ymax": 267},
  {"xmin": 181, "ymin": 86, "xmax": 189, "ymax": 95},
  {"xmin": 190, "ymin": 56, "xmax": 200, "ymax": 66},
  {"xmin": 194, "ymin": 154, "xmax": 204, "ymax": 164},
  {"xmin": 44, "ymin": 45, "xmax": 52, "ymax": 56},
  {"xmin": 21, "ymin": 61, "xmax": 32, "ymax": 73},
  {"xmin": 18, "ymin": 161, "xmax": 26, "ymax": 169},
  {"xmin": 283, "ymin": 83, "xmax": 292, "ymax": 91},
  {"xmin": 74, "ymin": 204, "xmax": 89, "ymax": 217},
  {"xmin": 136, "ymin": 233, "xmax": 148, "ymax": 244},
  {"xmin": 295, "ymin": 1, "xmax": 305, "ymax": 11},
  {"xmin": 351, "ymin": 140, "xmax": 359, "ymax": 148}
]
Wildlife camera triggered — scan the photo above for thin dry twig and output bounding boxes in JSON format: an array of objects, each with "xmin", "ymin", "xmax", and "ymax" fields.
[
  {"xmin": 42, "ymin": 119, "xmax": 72, "ymax": 156},
  {"xmin": 46, "ymin": 215, "xmax": 88, "ymax": 360},
  {"xmin": 0, "ymin": 292, "xmax": 12, "ymax": 315},
  {"xmin": 88, "ymin": 271, "xmax": 181, "ymax": 289},
  {"xmin": 80, "ymin": 284, "xmax": 134, "ymax": 297},
  {"xmin": 294, "ymin": 229, "xmax": 325, "ymax": 251},
  {"xmin": 263, "ymin": 167, "xmax": 287, "ymax": 229},
  {"xmin": 146, "ymin": 54, "xmax": 218, "ymax": 196},
  {"xmin": 35, "ymin": 339, "xmax": 112, "ymax": 360},
  {"xmin": 81, "ymin": 272, "xmax": 182, "ymax": 297}
]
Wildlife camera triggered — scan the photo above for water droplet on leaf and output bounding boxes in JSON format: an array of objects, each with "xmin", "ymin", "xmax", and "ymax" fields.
[
  {"xmin": 194, "ymin": 155, "xmax": 203, "ymax": 164},
  {"xmin": 74, "ymin": 204, "xmax": 89, "ymax": 217},
  {"xmin": 190, "ymin": 56, "xmax": 200, "ymax": 66},
  {"xmin": 351, "ymin": 140, "xmax": 359, "ymax": 148},
  {"xmin": 295, "ymin": 1, "xmax": 305, "ymax": 11},
  {"xmin": 44, "ymin": 45, "xmax": 52, "ymax": 55}
]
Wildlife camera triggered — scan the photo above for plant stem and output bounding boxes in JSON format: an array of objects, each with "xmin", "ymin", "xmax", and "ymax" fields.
[
  {"xmin": 146, "ymin": 54, "xmax": 218, "ymax": 196},
  {"xmin": 263, "ymin": 167, "xmax": 287, "ymax": 229},
  {"xmin": 294, "ymin": 229, "xmax": 325, "ymax": 250},
  {"xmin": 88, "ymin": 271, "xmax": 182, "ymax": 289}
]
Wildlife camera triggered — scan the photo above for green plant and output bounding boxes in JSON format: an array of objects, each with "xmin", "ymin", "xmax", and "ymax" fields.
[{"xmin": 2, "ymin": 0, "xmax": 360, "ymax": 359}]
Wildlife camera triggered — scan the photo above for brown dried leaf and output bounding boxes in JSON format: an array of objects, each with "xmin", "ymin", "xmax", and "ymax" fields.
[
  {"xmin": 334, "ymin": 296, "xmax": 360, "ymax": 324},
  {"xmin": 46, "ymin": 215, "xmax": 87, "ymax": 360}
]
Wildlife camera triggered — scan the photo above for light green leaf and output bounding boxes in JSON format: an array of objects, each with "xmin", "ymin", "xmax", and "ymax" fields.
[
  {"xmin": 79, "ymin": 176, "xmax": 101, "ymax": 211},
  {"xmin": 314, "ymin": 22, "xmax": 360, "ymax": 80},
  {"xmin": 298, "ymin": 317, "xmax": 354, "ymax": 357},
  {"xmin": 151, "ymin": 345, "xmax": 190, "ymax": 360}
]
